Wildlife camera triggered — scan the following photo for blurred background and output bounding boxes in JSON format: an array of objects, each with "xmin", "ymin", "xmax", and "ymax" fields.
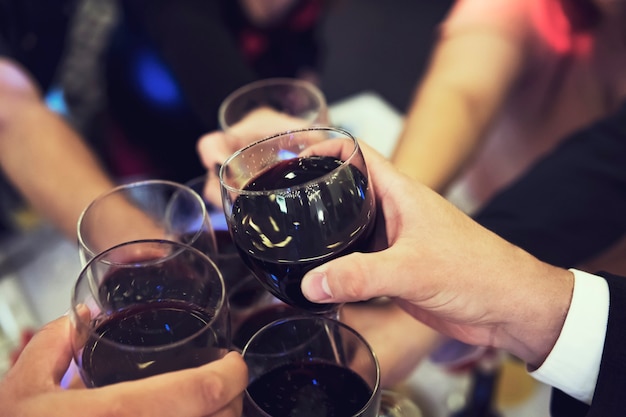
[
  {"xmin": 319, "ymin": 0, "xmax": 451, "ymax": 111},
  {"xmin": 0, "ymin": 0, "xmax": 452, "ymax": 237},
  {"xmin": 0, "ymin": 0, "xmax": 452, "ymax": 371},
  {"xmin": 1, "ymin": 1, "xmax": 554, "ymax": 416}
]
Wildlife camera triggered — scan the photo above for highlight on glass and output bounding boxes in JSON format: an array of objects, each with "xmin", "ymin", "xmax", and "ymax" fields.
[
  {"xmin": 70, "ymin": 239, "xmax": 230, "ymax": 387},
  {"xmin": 219, "ymin": 126, "xmax": 376, "ymax": 316}
]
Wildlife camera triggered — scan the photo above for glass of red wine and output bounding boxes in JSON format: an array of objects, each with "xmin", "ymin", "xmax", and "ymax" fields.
[
  {"xmin": 77, "ymin": 179, "xmax": 217, "ymax": 265},
  {"xmin": 242, "ymin": 315, "xmax": 381, "ymax": 417},
  {"xmin": 70, "ymin": 239, "xmax": 230, "ymax": 388},
  {"xmin": 186, "ymin": 174, "xmax": 300, "ymax": 351},
  {"xmin": 218, "ymin": 77, "xmax": 329, "ymax": 137},
  {"xmin": 219, "ymin": 127, "xmax": 376, "ymax": 316}
]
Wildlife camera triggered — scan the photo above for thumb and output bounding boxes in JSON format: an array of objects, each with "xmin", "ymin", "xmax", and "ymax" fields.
[
  {"xmin": 196, "ymin": 131, "xmax": 233, "ymax": 170},
  {"xmin": 10, "ymin": 315, "xmax": 73, "ymax": 386},
  {"xmin": 302, "ymin": 250, "xmax": 404, "ymax": 303}
]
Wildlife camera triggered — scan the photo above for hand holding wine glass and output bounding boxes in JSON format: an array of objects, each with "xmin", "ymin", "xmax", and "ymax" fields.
[
  {"xmin": 197, "ymin": 77, "xmax": 329, "ymax": 206},
  {"xmin": 218, "ymin": 77, "xmax": 328, "ymax": 135},
  {"xmin": 299, "ymin": 140, "xmax": 574, "ymax": 370},
  {"xmin": 70, "ymin": 239, "xmax": 230, "ymax": 387},
  {"xmin": 219, "ymin": 127, "xmax": 376, "ymax": 316},
  {"xmin": 1, "ymin": 315, "xmax": 246, "ymax": 417}
]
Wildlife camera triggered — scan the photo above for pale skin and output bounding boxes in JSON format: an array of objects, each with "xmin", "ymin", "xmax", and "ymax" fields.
[
  {"xmin": 0, "ymin": 316, "xmax": 248, "ymax": 417},
  {"xmin": 393, "ymin": 0, "xmax": 626, "ymax": 277},
  {"xmin": 197, "ymin": 107, "xmax": 317, "ymax": 205},
  {"xmin": 301, "ymin": 143, "xmax": 574, "ymax": 369},
  {"xmin": 0, "ymin": 58, "xmax": 115, "ymax": 239},
  {"xmin": 197, "ymin": 118, "xmax": 449, "ymax": 386},
  {"xmin": 239, "ymin": 0, "xmax": 300, "ymax": 28},
  {"xmin": 340, "ymin": 300, "xmax": 444, "ymax": 387},
  {"xmin": 200, "ymin": 125, "xmax": 572, "ymax": 370},
  {"xmin": 0, "ymin": 58, "xmax": 199, "ymax": 256},
  {"xmin": 391, "ymin": 1, "xmax": 528, "ymax": 193}
]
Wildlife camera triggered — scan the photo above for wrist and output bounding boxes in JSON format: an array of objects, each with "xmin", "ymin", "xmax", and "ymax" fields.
[{"xmin": 496, "ymin": 258, "xmax": 574, "ymax": 367}]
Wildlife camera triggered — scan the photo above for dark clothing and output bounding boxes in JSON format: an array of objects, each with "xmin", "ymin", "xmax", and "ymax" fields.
[
  {"xmin": 0, "ymin": 0, "xmax": 76, "ymax": 91},
  {"xmin": 0, "ymin": 0, "xmax": 77, "ymax": 233},
  {"xmin": 550, "ymin": 388, "xmax": 590, "ymax": 416},
  {"xmin": 549, "ymin": 273, "xmax": 626, "ymax": 417},
  {"xmin": 0, "ymin": 0, "xmax": 325, "ymax": 184},
  {"xmin": 104, "ymin": 0, "xmax": 324, "ymax": 183},
  {"xmin": 474, "ymin": 101, "xmax": 626, "ymax": 268},
  {"xmin": 474, "ymin": 102, "xmax": 626, "ymax": 416},
  {"xmin": 588, "ymin": 273, "xmax": 626, "ymax": 416}
]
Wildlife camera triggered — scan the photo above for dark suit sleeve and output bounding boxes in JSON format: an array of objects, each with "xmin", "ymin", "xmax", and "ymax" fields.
[
  {"xmin": 582, "ymin": 273, "xmax": 626, "ymax": 416},
  {"xmin": 473, "ymin": 102, "xmax": 626, "ymax": 268},
  {"xmin": 545, "ymin": 273, "xmax": 626, "ymax": 417}
]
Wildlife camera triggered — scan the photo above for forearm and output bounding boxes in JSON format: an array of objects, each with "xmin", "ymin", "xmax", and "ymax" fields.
[
  {"xmin": 303, "ymin": 144, "xmax": 575, "ymax": 371},
  {"xmin": 0, "ymin": 62, "xmax": 115, "ymax": 238},
  {"xmin": 492, "ymin": 247, "xmax": 574, "ymax": 368},
  {"xmin": 342, "ymin": 300, "xmax": 444, "ymax": 387},
  {"xmin": 391, "ymin": 28, "xmax": 525, "ymax": 193},
  {"xmin": 392, "ymin": 81, "xmax": 487, "ymax": 192}
]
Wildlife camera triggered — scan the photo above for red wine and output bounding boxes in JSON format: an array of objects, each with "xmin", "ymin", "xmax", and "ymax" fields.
[
  {"xmin": 97, "ymin": 260, "xmax": 217, "ymax": 311},
  {"xmin": 246, "ymin": 361, "xmax": 376, "ymax": 417},
  {"xmin": 232, "ymin": 303, "xmax": 298, "ymax": 350},
  {"xmin": 214, "ymin": 229, "xmax": 267, "ymax": 310},
  {"xmin": 230, "ymin": 156, "xmax": 375, "ymax": 313},
  {"xmin": 80, "ymin": 300, "xmax": 224, "ymax": 387},
  {"xmin": 180, "ymin": 228, "xmax": 217, "ymax": 256}
]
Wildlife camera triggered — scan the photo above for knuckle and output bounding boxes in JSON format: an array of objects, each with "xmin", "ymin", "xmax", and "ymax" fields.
[
  {"xmin": 195, "ymin": 370, "xmax": 229, "ymax": 411},
  {"xmin": 340, "ymin": 257, "xmax": 369, "ymax": 300}
]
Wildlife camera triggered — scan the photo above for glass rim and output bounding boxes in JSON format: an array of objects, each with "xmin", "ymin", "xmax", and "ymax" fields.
[
  {"xmin": 218, "ymin": 77, "xmax": 327, "ymax": 130},
  {"xmin": 218, "ymin": 126, "xmax": 361, "ymax": 196},
  {"xmin": 76, "ymin": 179, "xmax": 209, "ymax": 260},
  {"xmin": 241, "ymin": 315, "xmax": 381, "ymax": 417},
  {"xmin": 71, "ymin": 238, "xmax": 227, "ymax": 353}
]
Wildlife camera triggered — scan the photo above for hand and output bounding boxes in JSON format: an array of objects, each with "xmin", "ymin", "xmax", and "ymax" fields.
[
  {"xmin": 300, "ymin": 143, "xmax": 574, "ymax": 367},
  {"xmin": 0, "ymin": 316, "xmax": 248, "ymax": 417},
  {"xmin": 341, "ymin": 300, "xmax": 444, "ymax": 387},
  {"xmin": 196, "ymin": 107, "xmax": 314, "ymax": 205}
]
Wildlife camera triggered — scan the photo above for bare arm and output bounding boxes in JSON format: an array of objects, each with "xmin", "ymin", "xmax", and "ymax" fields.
[
  {"xmin": 0, "ymin": 58, "xmax": 115, "ymax": 238},
  {"xmin": 392, "ymin": 1, "xmax": 530, "ymax": 193}
]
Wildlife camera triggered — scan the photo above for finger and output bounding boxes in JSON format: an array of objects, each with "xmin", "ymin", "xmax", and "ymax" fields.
[
  {"xmin": 301, "ymin": 248, "xmax": 415, "ymax": 304},
  {"xmin": 95, "ymin": 351, "xmax": 247, "ymax": 417},
  {"xmin": 227, "ymin": 107, "xmax": 311, "ymax": 142},
  {"xmin": 9, "ymin": 315, "xmax": 73, "ymax": 388},
  {"xmin": 197, "ymin": 132, "xmax": 233, "ymax": 170},
  {"xmin": 197, "ymin": 132, "xmax": 243, "ymax": 207},
  {"xmin": 205, "ymin": 169, "xmax": 225, "ymax": 208}
]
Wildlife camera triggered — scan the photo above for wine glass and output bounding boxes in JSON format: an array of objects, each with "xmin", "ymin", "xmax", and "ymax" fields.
[
  {"xmin": 218, "ymin": 77, "xmax": 329, "ymax": 138},
  {"xmin": 242, "ymin": 315, "xmax": 381, "ymax": 417},
  {"xmin": 199, "ymin": 78, "xmax": 330, "ymax": 207},
  {"xmin": 186, "ymin": 174, "xmax": 299, "ymax": 351},
  {"xmin": 69, "ymin": 239, "xmax": 230, "ymax": 387},
  {"xmin": 219, "ymin": 127, "xmax": 376, "ymax": 316},
  {"xmin": 77, "ymin": 179, "xmax": 217, "ymax": 265}
]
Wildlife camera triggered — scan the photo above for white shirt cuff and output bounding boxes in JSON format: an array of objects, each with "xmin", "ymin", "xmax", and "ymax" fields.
[{"xmin": 529, "ymin": 268, "xmax": 609, "ymax": 404}]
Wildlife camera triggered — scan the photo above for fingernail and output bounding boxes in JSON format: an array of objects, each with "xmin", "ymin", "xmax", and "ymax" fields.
[{"xmin": 302, "ymin": 271, "xmax": 332, "ymax": 301}]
